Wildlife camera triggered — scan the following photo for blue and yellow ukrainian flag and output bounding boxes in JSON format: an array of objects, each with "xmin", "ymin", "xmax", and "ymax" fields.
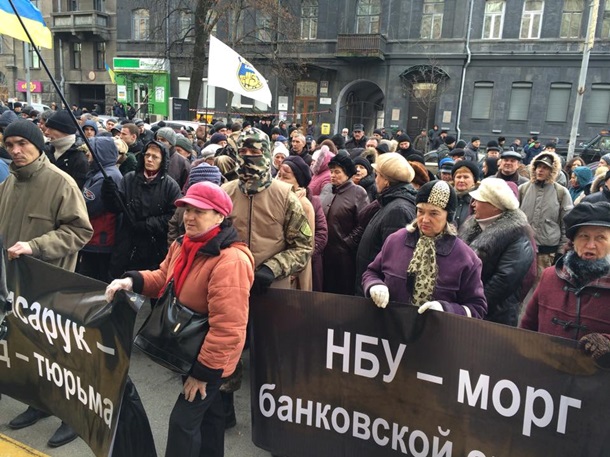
[{"xmin": 0, "ymin": 0, "xmax": 53, "ymax": 49}]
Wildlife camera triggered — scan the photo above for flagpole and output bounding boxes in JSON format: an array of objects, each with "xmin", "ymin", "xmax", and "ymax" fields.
[
  {"xmin": 7, "ymin": 0, "xmax": 136, "ymax": 226},
  {"xmin": 7, "ymin": 0, "xmax": 107, "ymax": 177}
]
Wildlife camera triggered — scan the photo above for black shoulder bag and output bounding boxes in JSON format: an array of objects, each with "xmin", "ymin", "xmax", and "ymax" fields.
[{"xmin": 134, "ymin": 279, "xmax": 209, "ymax": 375}]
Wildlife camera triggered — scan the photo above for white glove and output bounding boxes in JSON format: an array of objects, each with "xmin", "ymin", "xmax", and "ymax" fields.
[
  {"xmin": 369, "ymin": 285, "xmax": 390, "ymax": 308},
  {"xmin": 105, "ymin": 278, "xmax": 134, "ymax": 303},
  {"xmin": 418, "ymin": 301, "xmax": 444, "ymax": 314}
]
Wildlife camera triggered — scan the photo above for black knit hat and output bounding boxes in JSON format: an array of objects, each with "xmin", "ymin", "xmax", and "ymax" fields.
[
  {"xmin": 444, "ymin": 135, "xmax": 456, "ymax": 145},
  {"xmin": 564, "ymin": 202, "xmax": 610, "ymax": 240},
  {"xmin": 282, "ymin": 155, "xmax": 312, "ymax": 188},
  {"xmin": 45, "ymin": 110, "xmax": 77, "ymax": 135},
  {"xmin": 451, "ymin": 160, "xmax": 480, "ymax": 181},
  {"xmin": 3, "ymin": 119, "xmax": 45, "ymax": 152},
  {"xmin": 329, "ymin": 153, "xmax": 356, "ymax": 177},
  {"xmin": 354, "ymin": 156, "xmax": 374, "ymax": 176},
  {"xmin": 396, "ymin": 133, "xmax": 411, "ymax": 143},
  {"xmin": 416, "ymin": 180, "xmax": 458, "ymax": 222}
]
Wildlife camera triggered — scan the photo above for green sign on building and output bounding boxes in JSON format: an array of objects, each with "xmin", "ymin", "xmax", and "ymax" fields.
[{"xmin": 113, "ymin": 57, "xmax": 170, "ymax": 118}]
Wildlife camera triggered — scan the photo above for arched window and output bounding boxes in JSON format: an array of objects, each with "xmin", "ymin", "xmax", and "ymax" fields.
[
  {"xmin": 301, "ymin": 0, "xmax": 318, "ymax": 40},
  {"xmin": 356, "ymin": 0, "xmax": 380, "ymax": 34},
  {"xmin": 132, "ymin": 8, "xmax": 150, "ymax": 41}
]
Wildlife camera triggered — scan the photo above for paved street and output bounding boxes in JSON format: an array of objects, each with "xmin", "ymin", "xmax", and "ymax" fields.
[{"xmin": 0, "ymin": 329, "xmax": 269, "ymax": 457}]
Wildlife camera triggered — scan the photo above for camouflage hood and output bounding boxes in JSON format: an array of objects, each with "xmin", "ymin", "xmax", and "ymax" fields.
[{"xmin": 235, "ymin": 127, "xmax": 272, "ymax": 195}]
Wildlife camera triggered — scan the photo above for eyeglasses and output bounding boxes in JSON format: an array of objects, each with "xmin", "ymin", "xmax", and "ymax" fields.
[{"xmin": 144, "ymin": 154, "xmax": 162, "ymax": 161}]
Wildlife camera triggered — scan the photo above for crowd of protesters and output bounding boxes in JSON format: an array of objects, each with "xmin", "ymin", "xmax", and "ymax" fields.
[{"xmin": 2, "ymin": 101, "xmax": 610, "ymax": 456}]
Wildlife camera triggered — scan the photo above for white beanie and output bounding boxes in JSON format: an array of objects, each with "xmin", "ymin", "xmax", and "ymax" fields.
[
  {"xmin": 273, "ymin": 142, "xmax": 289, "ymax": 158},
  {"xmin": 469, "ymin": 177, "xmax": 519, "ymax": 211}
]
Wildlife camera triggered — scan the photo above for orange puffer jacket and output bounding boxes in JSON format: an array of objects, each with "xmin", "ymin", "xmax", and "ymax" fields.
[{"xmin": 133, "ymin": 223, "xmax": 254, "ymax": 382}]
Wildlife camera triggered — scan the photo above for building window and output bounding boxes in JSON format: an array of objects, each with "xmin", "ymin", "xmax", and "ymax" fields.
[
  {"xmin": 68, "ymin": 0, "xmax": 78, "ymax": 12},
  {"xmin": 27, "ymin": 45, "xmax": 40, "ymax": 69},
  {"xmin": 94, "ymin": 0, "xmax": 105, "ymax": 12},
  {"xmin": 356, "ymin": 0, "xmax": 380, "ymax": 34},
  {"xmin": 560, "ymin": 0, "xmax": 583, "ymax": 38},
  {"xmin": 520, "ymin": 1, "xmax": 544, "ymax": 39},
  {"xmin": 508, "ymin": 82, "xmax": 532, "ymax": 121},
  {"xmin": 482, "ymin": 1, "xmax": 505, "ymax": 39},
  {"xmin": 71, "ymin": 42, "xmax": 82, "ymax": 70},
  {"xmin": 546, "ymin": 83, "xmax": 572, "ymax": 122},
  {"xmin": 132, "ymin": 9, "xmax": 150, "ymax": 40},
  {"xmin": 471, "ymin": 82, "xmax": 494, "ymax": 119},
  {"xmin": 95, "ymin": 42, "xmax": 106, "ymax": 70},
  {"xmin": 301, "ymin": 0, "xmax": 318, "ymax": 40},
  {"xmin": 179, "ymin": 9, "xmax": 194, "ymax": 42},
  {"xmin": 256, "ymin": 12, "xmax": 273, "ymax": 41},
  {"xmin": 421, "ymin": 0, "xmax": 444, "ymax": 39},
  {"xmin": 602, "ymin": 1, "xmax": 610, "ymax": 38},
  {"xmin": 586, "ymin": 83, "xmax": 610, "ymax": 124}
]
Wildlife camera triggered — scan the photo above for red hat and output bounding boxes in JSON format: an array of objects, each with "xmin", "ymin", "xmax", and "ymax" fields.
[{"xmin": 175, "ymin": 182, "xmax": 233, "ymax": 216}]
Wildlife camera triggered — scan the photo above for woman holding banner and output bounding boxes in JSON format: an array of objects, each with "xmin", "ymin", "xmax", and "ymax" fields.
[
  {"xmin": 362, "ymin": 180, "xmax": 487, "ymax": 318},
  {"xmin": 105, "ymin": 181, "xmax": 254, "ymax": 457}
]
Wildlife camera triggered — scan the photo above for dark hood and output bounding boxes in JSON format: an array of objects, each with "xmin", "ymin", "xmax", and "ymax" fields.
[
  {"xmin": 379, "ymin": 182, "xmax": 417, "ymax": 206},
  {"xmin": 136, "ymin": 140, "xmax": 170, "ymax": 175},
  {"xmin": 88, "ymin": 136, "xmax": 118, "ymax": 171}
]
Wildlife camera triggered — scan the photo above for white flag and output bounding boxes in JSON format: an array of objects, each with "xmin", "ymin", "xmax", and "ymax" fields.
[{"xmin": 207, "ymin": 35, "xmax": 272, "ymax": 107}]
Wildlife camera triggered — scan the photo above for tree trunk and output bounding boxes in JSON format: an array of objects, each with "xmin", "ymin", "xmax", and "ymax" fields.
[{"xmin": 187, "ymin": 0, "xmax": 212, "ymax": 118}]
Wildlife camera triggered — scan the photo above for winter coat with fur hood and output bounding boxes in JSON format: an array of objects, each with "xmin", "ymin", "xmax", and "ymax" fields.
[
  {"xmin": 459, "ymin": 209, "xmax": 536, "ymax": 326},
  {"xmin": 518, "ymin": 151, "xmax": 573, "ymax": 251}
]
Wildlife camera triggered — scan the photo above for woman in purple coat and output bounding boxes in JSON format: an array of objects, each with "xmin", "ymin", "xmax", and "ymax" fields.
[{"xmin": 362, "ymin": 180, "xmax": 488, "ymax": 318}]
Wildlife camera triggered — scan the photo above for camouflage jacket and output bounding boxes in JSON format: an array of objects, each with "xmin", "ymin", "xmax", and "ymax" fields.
[{"xmin": 223, "ymin": 178, "xmax": 313, "ymax": 279}]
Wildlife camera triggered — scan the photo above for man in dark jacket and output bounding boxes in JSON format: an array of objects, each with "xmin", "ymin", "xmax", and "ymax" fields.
[
  {"xmin": 120, "ymin": 123, "xmax": 144, "ymax": 157},
  {"xmin": 354, "ymin": 153, "xmax": 416, "ymax": 295},
  {"xmin": 460, "ymin": 178, "xmax": 535, "ymax": 326},
  {"xmin": 289, "ymin": 133, "xmax": 312, "ymax": 165},
  {"xmin": 345, "ymin": 124, "xmax": 367, "ymax": 151},
  {"xmin": 464, "ymin": 136, "xmax": 480, "ymax": 162},
  {"xmin": 44, "ymin": 109, "xmax": 89, "ymax": 189}
]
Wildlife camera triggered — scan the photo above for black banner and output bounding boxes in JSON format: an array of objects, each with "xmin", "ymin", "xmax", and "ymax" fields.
[
  {"xmin": 251, "ymin": 290, "xmax": 610, "ymax": 457},
  {"xmin": 0, "ymin": 255, "xmax": 141, "ymax": 457}
]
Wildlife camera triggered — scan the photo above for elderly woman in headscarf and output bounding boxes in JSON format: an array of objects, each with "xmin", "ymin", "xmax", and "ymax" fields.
[
  {"xmin": 355, "ymin": 153, "xmax": 417, "ymax": 296},
  {"xmin": 362, "ymin": 180, "xmax": 487, "ymax": 318}
]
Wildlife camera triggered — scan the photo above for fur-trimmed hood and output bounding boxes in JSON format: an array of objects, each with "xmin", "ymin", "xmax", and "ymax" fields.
[
  {"xmin": 459, "ymin": 209, "xmax": 533, "ymax": 261},
  {"xmin": 528, "ymin": 150, "xmax": 562, "ymax": 184}
]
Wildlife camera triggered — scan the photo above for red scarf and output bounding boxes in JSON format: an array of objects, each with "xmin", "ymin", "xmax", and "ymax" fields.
[{"xmin": 166, "ymin": 225, "xmax": 221, "ymax": 297}]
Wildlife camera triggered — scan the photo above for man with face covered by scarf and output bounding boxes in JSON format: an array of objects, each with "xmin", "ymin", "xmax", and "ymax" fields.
[
  {"xmin": 221, "ymin": 127, "xmax": 313, "ymax": 426},
  {"xmin": 521, "ymin": 202, "xmax": 610, "ymax": 368}
]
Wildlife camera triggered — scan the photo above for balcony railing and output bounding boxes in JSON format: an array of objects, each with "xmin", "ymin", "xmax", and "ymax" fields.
[
  {"xmin": 336, "ymin": 34, "xmax": 386, "ymax": 60},
  {"xmin": 51, "ymin": 11, "xmax": 111, "ymax": 40}
]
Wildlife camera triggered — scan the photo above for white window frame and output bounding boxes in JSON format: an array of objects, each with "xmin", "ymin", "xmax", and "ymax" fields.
[
  {"xmin": 560, "ymin": 0, "xmax": 583, "ymax": 39},
  {"xmin": 132, "ymin": 9, "xmax": 150, "ymax": 41},
  {"xmin": 301, "ymin": 0, "xmax": 318, "ymax": 40},
  {"xmin": 520, "ymin": 1, "xmax": 544, "ymax": 39},
  {"xmin": 256, "ymin": 12, "xmax": 273, "ymax": 42},
  {"xmin": 482, "ymin": 1, "xmax": 505, "ymax": 40},
  {"xmin": 421, "ymin": 0, "xmax": 444, "ymax": 40},
  {"xmin": 356, "ymin": 0, "xmax": 381, "ymax": 34}
]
